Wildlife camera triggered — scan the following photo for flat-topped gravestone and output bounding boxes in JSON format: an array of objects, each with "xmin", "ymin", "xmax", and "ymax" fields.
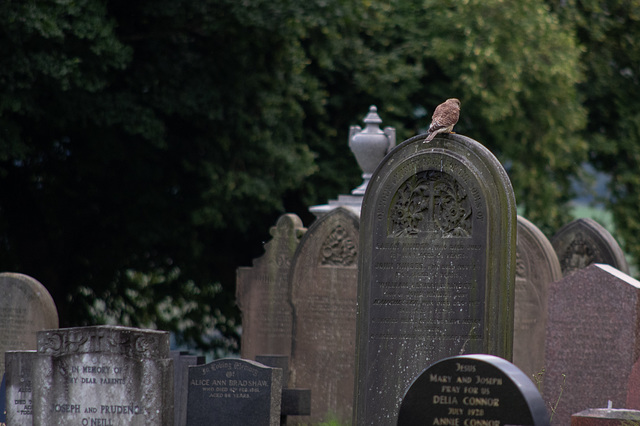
[
  {"xmin": 544, "ymin": 264, "xmax": 640, "ymax": 426},
  {"xmin": 32, "ymin": 325, "xmax": 173, "ymax": 426},
  {"xmin": 186, "ymin": 358, "xmax": 282, "ymax": 426},
  {"xmin": 288, "ymin": 207, "xmax": 359, "ymax": 425},
  {"xmin": 572, "ymin": 408, "xmax": 640, "ymax": 426},
  {"xmin": 514, "ymin": 216, "xmax": 562, "ymax": 381},
  {"xmin": 398, "ymin": 354, "xmax": 549, "ymax": 426},
  {"xmin": 354, "ymin": 133, "xmax": 517, "ymax": 425},
  {"xmin": 5, "ymin": 350, "xmax": 36, "ymax": 426},
  {"xmin": 0, "ymin": 273, "xmax": 59, "ymax": 380},
  {"xmin": 551, "ymin": 218, "xmax": 629, "ymax": 276},
  {"xmin": 236, "ymin": 214, "xmax": 306, "ymax": 361}
]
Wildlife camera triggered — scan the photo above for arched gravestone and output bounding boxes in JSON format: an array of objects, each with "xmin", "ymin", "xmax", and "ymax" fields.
[
  {"xmin": 397, "ymin": 354, "xmax": 549, "ymax": 426},
  {"xmin": 288, "ymin": 207, "xmax": 359, "ymax": 425},
  {"xmin": 0, "ymin": 273, "xmax": 58, "ymax": 380},
  {"xmin": 236, "ymin": 214, "xmax": 306, "ymax": 361},
  {"xmin": 354, "ymin": 133, "xmax": 517, "ymax": 425},
  {"xmin": 551, "ymin": 217, "xmax": 628, "ymax": 276},
  {"xmin": 513, "ymin": 216, "xmax": 562, "ymax": 382}
]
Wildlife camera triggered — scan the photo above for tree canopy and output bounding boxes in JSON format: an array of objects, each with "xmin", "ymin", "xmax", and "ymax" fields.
[{"xmin": 0, "ymin": 0, "xmax": 618, "ymax": 355}]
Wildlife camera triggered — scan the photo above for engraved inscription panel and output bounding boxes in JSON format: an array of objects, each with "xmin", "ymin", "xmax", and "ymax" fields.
[
  {"xmin": 186, "ymin": 359, "xmax": 281, "ymax": 426},
  {"xmin": 32, "ymin": 326, "xmax": 172, "ymax": 426}
]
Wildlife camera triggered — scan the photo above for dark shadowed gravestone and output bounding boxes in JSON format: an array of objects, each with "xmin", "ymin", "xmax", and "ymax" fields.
[
  {"xmin": 354, "ymin": 133, "xmax": 517, "ymax": 425},
  {"xmin": 0, "ymin": 273, "xmax": 58, "ymax": 381},
  {"xmin": 544, "ymin": 264, "xmax": 640, "ymax": 426},
  {"xmin": 4, "ymin": 350, "xmax": 36, "ymax": 426},
  {"xmin": 288, "ymin": 207, "xmax": 359, "ymax": 425},
  {"xmin": 186, "ymin": 358, "xmax": 282, "ymax": 426},
  {"xmin": 513, "ymin": 216, "xmax": 562, "ymax": 382},
  {"xmin": 551, "ymin": 218, "xmax": 629, "ymax": 276},
  {"xmin": 398, "ymin": 354, "xmax": 549, "ymax": 426},
  {"xmin": 32, "ymin": 325, "xmax": 173, "ymax": 426},
  {"xmin": 172, "ymin": 351, "xmax": 205, "ymax": 426},
  {"xmin": 236, "ymin": 214, "xmax": 306, "ymax": 361}
]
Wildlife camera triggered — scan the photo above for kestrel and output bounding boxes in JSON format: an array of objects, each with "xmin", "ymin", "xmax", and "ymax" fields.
[{"xmin": 426, "ymin": 98, "xmax": 461, "ymax": 142}]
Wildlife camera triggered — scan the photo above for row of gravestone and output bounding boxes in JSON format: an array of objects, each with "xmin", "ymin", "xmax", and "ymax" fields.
[
  {"xmin": 0, "ymin": 273, "xmax": 308, "ymax": 426},
  {"xmin": 3, "ymin": 324, "xmax": 301, "ymax": 426},
  {"xmin": 236, "ymin": 131, "xmax": 635, "ymax": 425},
  {"xmin": 2, "ymin": 128, "xmax": 637, "ymax": 426}
]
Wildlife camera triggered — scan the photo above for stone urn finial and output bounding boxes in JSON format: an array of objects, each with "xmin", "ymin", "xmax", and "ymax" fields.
[{"xmin": 349, "ymin": 105, "xmax": 396, "ymax": 195}]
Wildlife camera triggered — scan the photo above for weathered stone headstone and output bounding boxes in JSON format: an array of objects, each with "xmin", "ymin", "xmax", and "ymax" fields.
[
  {"xmin": 551, "ymin": 218, "xmax": 629, "ymax": 276},
  {"xmin": 4, "ymin": 350, "xmax": 36, "ymax": 426},
  {"xmin": 513, "ymin": 216, "xmax": 562, "ymax": 381},
  {"xmin": 236, "ymin": 214, "xmax": 306, "ymax": 361},
  {"xmin": 544, "ymin": 264, "xmax": 640, "ymax": 426},
  {"xmin": 572, "ymin": 408, "xmax": 640, "ymax": 426},
  {"xmin": 287, "ymin": 207, "xmax": 359, "ymax": 424},
  {"xmin": 398, "ymin": 354, "xmax": 549, "ymax": 426},
  {"xmin": 0, "ymin": 273, "xmax": 59, "ymax": 380},
  {"xmin": 354, "ymin": 133, "xmax": 517, "ymax": 425},
  {"xmin": 171, "ymin": 351, "xmax": 205, "ymax": 426},
  {"xmin": 32, "ymin": 325, "xmax": 173, "ymax": 425},
  {"xmin": 186, "ymin": 358, "xmax": 282, "ymax": 426}
]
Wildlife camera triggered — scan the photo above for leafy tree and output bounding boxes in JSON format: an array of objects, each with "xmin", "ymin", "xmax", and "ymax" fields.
[
  {"xmin": 0, "ymin": 0, "xmax": 588, "ymax": 355},
  {"xmin": 548, "ymin": 0, "xmax": 640, "ymax": 270}
]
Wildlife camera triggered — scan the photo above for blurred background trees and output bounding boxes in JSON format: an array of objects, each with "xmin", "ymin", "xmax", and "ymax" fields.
[{"xmin": 0, "ymin": 0, "xmax": 635, "ymax": 356}]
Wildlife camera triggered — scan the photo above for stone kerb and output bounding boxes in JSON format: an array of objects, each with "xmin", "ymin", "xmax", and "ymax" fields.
[{"xmin": 353, "ymin": 133, "xmax": 517, "ymax": 425}]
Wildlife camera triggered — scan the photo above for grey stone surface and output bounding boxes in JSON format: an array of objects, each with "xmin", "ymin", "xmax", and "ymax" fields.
[
  {"xmin": 544, "ymin": 264, "xmax": 640, "ymax": 426},
  {"xmin": 551, "ymin": 217, "xmax": 629, "ymax": 276},
  {"xmin": 0, "ymin": 273, "xmax": 58, "ymax": 380},
  {"xmin": 310, "ymin": 105, "xmax": 395, "ymax": 217},
  {"xmin": 32, "ymin": 325, "xmax": 173, "ymax": 425},
  {"xmin": 513, "ymin": 215, "xmax": 562, "ymax": 381},
  {"xmin": 288, "ymin": 207, "xmax": 359, "ymax": 425},
  {"xmin": 5, "ymin": 350, "xmax": 36, "ymax": 426},
  {"xmin": 354, "ymin": 133, "xmax": 517, "ymax": 425},
  {"xmin": 171, "ymin": 351, "xmax": 205, "ymax": 426},
  {"xmin": 186, "ymin": 358, "xmax": 282, "ymax": 426},
  {"xmin": 572, "ymin": 408, "xmax": 640, "ymax": 425},
  {"xmin": 236, "ymin": 214, "xmax": 306, "ymax": 361},
  {"xmin": 398, "ymin": 354, "xmax": 549, "ymax": 426}
]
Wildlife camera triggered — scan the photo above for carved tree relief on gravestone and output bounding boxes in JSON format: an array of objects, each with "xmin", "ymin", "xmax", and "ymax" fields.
[
  {"xmin": 354, "ymin": 133, "xmax": 517, "ymax": 425},
  {"xmin": 236, "ymin": 214, "xmax": 306, "ymax": 361},
  {"xmin": 288, "ymin": 207, "xmax": 359, "ymax": 425},
  {"xmin": 513, "ymin": 216, "xmax": 562, "ymax": 382},
  {"xmin": 551, "ymin": 217, "xmax": 629, "ymax": 276},
  {"xmin": 0, "ymin": 273, "xmax": 59, "ymax": 381}
]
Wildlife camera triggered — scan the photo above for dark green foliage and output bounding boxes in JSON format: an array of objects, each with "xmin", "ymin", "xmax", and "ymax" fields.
[
  {"xmin": 548, "ymin": 0, "xmax": 640, "ymax": 268},
  {"xmin": 0, "ymin": 0, "xmax": 590, "ymax": 355}
]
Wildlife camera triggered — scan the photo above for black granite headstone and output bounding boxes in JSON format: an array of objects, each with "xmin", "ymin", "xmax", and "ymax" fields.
[
  {"xmin": 186, "ymin": 358, "xmax": 282, "ymax": 426},
  {"xmin": 398, "ymin": 354, "xmax": 549, "ymax": 426}
]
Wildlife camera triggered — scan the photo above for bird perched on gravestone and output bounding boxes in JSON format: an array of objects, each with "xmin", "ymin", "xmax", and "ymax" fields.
[{"xmin": 425, "ymin": 98, "xmax": 461, "ymax": 142}]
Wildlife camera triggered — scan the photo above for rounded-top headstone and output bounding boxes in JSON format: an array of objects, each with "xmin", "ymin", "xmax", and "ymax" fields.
[
  {"xmin": 0, "ymin": 272, "xmax": 58, "ymax": 379},
  {"xmin": 551, "ymin": 218, "xmax": 628, "ymax": 276},
  {"xmin": 398, "ymin": 354, "xmax": 549, "ymax": 426}
]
